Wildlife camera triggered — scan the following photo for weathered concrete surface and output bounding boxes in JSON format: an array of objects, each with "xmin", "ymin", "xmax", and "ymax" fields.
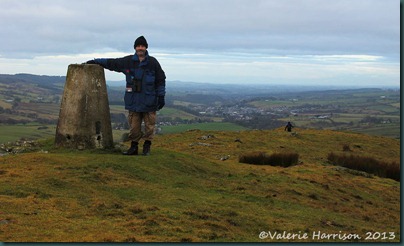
[{"xmin": 55, "ymin": 64, "xmax": 113, "ymax": 149}]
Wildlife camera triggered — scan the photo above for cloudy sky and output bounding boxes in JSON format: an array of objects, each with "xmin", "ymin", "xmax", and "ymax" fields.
[{"xmin": 0, "ymin": 0, "xmax": 400, "ymax": 87}]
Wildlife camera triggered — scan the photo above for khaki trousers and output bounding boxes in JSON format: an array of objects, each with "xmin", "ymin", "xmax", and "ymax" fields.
[{"xmin": 127, "ymin": 111, "xmax": 156, "ymax": 142}]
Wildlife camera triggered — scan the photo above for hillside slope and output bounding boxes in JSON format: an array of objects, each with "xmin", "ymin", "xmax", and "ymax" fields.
[{"xmin": 0, "ymin": 128, "xmax": 400, "ymax": 242}]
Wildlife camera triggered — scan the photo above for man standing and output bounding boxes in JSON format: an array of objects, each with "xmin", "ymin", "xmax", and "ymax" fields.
[
  {"xmin": 87, "ymin": 36, "xmax": 166, "ymax": 156},
  {"xmin": 284, "ymin": 121, "xmax": 294, "ymax": 132}
]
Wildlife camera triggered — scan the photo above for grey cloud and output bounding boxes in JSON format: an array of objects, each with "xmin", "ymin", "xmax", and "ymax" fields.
[{"xmin": 0, "ymin": 0, "xmax": 399, "ymax": 59}]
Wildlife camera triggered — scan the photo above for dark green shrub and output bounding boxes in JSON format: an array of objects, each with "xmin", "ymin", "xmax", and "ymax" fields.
[
  {"xmin": 327, "ymin": 152, "xmax": 400, "ymax": 181},
  {"xmin": 239, "ymin": 152, "xmax": 267, "ymax": 165},
  {"xmin": 239, "ymin": 152, "xmax": 299, "ymax": 167}
]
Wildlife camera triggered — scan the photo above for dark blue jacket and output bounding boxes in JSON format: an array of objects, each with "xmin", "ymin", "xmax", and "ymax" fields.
[{"xmin": 94, "ymin": 51, "xmax": 166, "ymax": 112}]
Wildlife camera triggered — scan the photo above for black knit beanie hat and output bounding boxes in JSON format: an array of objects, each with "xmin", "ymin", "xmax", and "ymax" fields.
[{"xmin": 134, "ymin": 36, "xmax": 148, "ymax": 49}]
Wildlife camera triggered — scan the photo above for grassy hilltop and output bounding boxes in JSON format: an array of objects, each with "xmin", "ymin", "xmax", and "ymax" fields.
[{"xmin": 0, "ymin": 128, "xmax": 400, "ymax": 242}]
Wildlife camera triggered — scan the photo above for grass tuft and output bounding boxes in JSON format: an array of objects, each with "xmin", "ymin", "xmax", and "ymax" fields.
[
  {"xmin": 327, "ymin": 152, "xmax": 400, "ymax": 181},
  {"xmin": 239, "ymin": 151, "xmax": 299, "ymax": 167}
]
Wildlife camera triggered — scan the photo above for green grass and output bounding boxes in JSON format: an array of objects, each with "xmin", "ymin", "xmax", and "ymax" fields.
[
  {"xmin": 0, "ymin": 128, "xmax": 400, "ymax": 242},
  {"xmin": 157, "ymin": 107, "xmax": 199, "ymax": 120},
  {"xmin": 0, "ymin": 124, "xmax": 56, "ymax": 143},
  {"xmin": 352, "ymin": 124, "xmax": 401, "ymax": 138},
  {"xmin": 108, "ymin": 105, "xmax": 126, "ymax": 114},
  {"xmin": 160, "ymin": 122, "xmax": 247, "ymax": 134}
]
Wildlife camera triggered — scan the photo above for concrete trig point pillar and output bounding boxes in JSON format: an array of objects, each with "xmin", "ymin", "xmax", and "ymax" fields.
[{"xmin": 55, "ymin": 64, "xmax": 113, "ymax": 149}]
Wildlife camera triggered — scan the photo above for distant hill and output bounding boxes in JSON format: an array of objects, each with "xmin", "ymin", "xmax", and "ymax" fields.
[
  {"xmin": 0, "ymin": 74, "xmax": 65, "ymax": 125},
  {"xmin": 0, "ymin": 128, "xmax": 400, "ymax": 242},
  {"xmin": 0, "ymin": 73, "xmax": 65, "ymax": 92},
  {"xmin": 111, "ymin": 79, "xmax": 380, "ymax": 97},
  {"xmin": 0, "ymin": 73, "xmax": 65, "ymax": 85},
  {"xmin": 0, "ymin": 73, "xmax": 398, "ymax": 98}
]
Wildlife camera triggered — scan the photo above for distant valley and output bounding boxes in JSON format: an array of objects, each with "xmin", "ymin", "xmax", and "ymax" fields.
[{"xmin": 0, "ymin": 73, "xmax": 400, "ymax": 143}]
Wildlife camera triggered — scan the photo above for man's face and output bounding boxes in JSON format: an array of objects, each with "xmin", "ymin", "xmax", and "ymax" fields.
[{"xmin": 135, "ymin": 45, "xmax": 147, "ymax": 57}]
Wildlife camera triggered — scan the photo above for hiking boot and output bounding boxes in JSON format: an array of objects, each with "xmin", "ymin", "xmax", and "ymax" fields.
[
  {"xmin": 123, "ymin": 141, "xmax": 138, "ymax": 155},
  {"xmin": 142, "ymin": 140, "xmax": 152, "ymax": 156}
]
